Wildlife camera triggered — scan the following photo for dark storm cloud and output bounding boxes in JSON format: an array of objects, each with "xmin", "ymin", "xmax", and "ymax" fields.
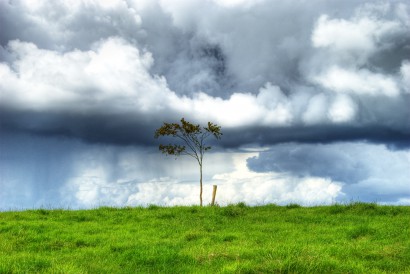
[
  {"xmin": 0, "ymin": 108, "xmax": 158, "ymax": 146},
  {"xmin": 247, "ymin": 143, "xmax": 370, "ymax": 182},
  {"xmin": 2, "ymin": 105, "xmax": 409, "ymax": 149},
  {"xmin": 221, "ymin": 124, "xmax": 410, "ymax": 149}
]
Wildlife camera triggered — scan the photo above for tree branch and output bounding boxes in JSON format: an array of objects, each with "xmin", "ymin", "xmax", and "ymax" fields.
[{"xmin": 175, "ymin": 133, "xmax": 200, "ymax": 161}]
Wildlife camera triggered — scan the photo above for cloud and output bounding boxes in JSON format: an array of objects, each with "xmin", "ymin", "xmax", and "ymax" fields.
[
  {"xmin": 1, "ymin": 0, "xmax": 409, "ymax": 148},
  {"xmin": 313, "ymin": 66, "xmax": 400, "ymax": 97},
  {"xmin": 0, "ymin": 37, "xmax": 172, "ymax": 113},
  {"xmin": 178, "ymin": 83, "xmax": 293, "ymax": 127},
  {"xmin": 2, "ymin": 133, "xmax": 408, "ymax": 209},
  {"xmin": 401, "ymin": 60, "xmax": 410, "ymax": 93},
  {"xmin": 247, "ymin": 142, "xmax": 410, "ymax": 202},
  {"xmin": 1, "ymin": 37, "xmax": 409, "ymax": 147},
  {"xmin": 0, "ymin": 131, "xmax": 344, "ymax": 209},
  {"xmin": 0, "ymin": 0, "xmax": 143, "ymax": 51},
  {"xmin": 307, "ymin": 10, "xmax": 409, "ymax": 102},
  {"xmin": 0, "ymin": 132, "xmax": 235, "ymax": 209},
  {"xmin": 327, "ymin": 94, "xmax": 357, "ymax": 123},
  {"xmin": 0, "ymin": 0, "xmax": 409, "ymax": 208},
  {"xmin": 62, "ymin": 150, "xmax": 345, "ymax": 207},
  {"xmin": 211, "ymin": 152, "xmax": 343, "ymax": 205},
  {"xmin": 312, "ymin": 14, "xmax": 400, "ymax": 58}
]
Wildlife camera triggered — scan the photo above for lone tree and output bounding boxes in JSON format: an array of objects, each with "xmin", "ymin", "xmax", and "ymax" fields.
[{"xmin": 154, "ymin": 118, "xmax": 222, "ymax": 206}]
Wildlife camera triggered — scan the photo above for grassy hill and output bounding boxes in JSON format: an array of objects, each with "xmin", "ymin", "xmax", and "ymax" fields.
[{"xmin": 0, "ymin": 203, "xmax": 409, "ymax": 273}]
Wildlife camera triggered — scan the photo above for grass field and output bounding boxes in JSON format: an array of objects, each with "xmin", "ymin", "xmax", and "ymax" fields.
[{"xmin": 0, "ymin": 202, "xmax": 409, "ymax": 273}]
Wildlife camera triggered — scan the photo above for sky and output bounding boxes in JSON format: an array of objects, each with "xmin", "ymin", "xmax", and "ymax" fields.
[{"xmin": 0, "ymin": 0, "xmax": 409, "ymax": 210}]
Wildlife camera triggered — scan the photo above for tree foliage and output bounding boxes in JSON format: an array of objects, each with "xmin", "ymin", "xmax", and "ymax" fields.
[{"xmin": 154, "ymin": 118, "xmax": 222, "ymax": 206}]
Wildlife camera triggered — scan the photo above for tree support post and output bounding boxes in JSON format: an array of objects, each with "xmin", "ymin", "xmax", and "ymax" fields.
[{"xmin": 211, "ymin": 185, "xmax": 218, "ymax": 206}]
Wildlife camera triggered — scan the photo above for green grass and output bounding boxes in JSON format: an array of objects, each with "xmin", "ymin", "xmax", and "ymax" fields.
[{"xmin": 0, "ymin": 203, "xmax": 409, "ymax": 273}]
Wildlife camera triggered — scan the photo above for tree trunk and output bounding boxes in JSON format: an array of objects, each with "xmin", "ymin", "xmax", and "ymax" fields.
[{"xmin": 199, "ymin": 163, "xmax": 203, "ymax": 207}]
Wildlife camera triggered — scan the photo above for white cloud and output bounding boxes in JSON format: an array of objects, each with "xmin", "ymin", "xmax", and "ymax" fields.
[
  {"xmin": 127, "ymin": 179, "xmax": 199, "ymax": 206},
  {"xmin": 126, "ymin": 152, "xmax": 343, "ymax": 207},
  {"xmin": 312, "ymin": 14, "xmax": 399, "ymax": 53},
  {"xmin": 60, "ymin": 148, "xmax": 344, "ymax": 207},
  {"xmin": 58, "ymin": 144, "xmax": 235, "ymax": 208},
  {"xmin": 212, "ymin": 153, "xmax": 343, "ymax": 206},
  {"xmin": 308, "ymin": 8, "xmax": 407, "ymax": 99},
  {"xmin": 212, "ymin": 0, "xmax": 263, "ymax": 8},
  {"xmin": 313, "ymin": 66, "xmax": 400, "ymax": 97},
  {"xmin": 247, "ymin": 142, "xmax": 410, "ymax": 203},
  {"xmin": 0, "ymin": 38, "xmax": 297, "ymax": 128},
  {"xmin": 0, "ymin": 38, "xmax": 176, "ymax": 113},
  {"xmin": 302, "ymin": 93, "xmax": 328, "ymax": 125},
  {"xmin": 311, "ymin": 13, "xmax": 403, "ymax": 68},
  {"xmin": 178, "ymin": 83, "xmax": 293, "ymax": 127},
  {"xmin": 328, "ymin": 94, "xmax": 357, "ymax": 123}
]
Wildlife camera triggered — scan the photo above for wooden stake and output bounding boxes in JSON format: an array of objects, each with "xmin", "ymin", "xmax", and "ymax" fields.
[{"xmin": 211, "ymin": 185, "xmax": 218, "ymax": 206}]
